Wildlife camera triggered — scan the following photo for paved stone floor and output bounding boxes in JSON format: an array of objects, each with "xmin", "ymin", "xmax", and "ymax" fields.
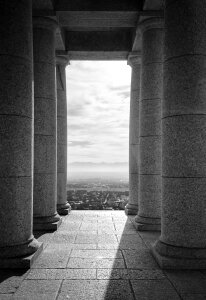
[{"xmin": 1, "ymin": 211, "xmax": 206, "ymax": 299}]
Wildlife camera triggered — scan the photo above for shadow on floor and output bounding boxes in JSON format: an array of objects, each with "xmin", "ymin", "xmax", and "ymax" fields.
[{"xmin": 1, "ymin": 211, "xmax": 206, "ymax": 299}]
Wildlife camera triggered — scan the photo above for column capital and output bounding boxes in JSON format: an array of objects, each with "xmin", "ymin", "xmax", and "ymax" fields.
[
  {"xmin": 33, "ymin": 17, "xmax": 58, "ymax": 32},
  {"xmin": 138, "ymin": 17, "xmax": 164, "ymax": 34},
  {"xmin": 127, "ymin": 52, "xmax": 141, "ymax": 68},
  {"xmin": 56, "ymin": 55, "xmax": 70, "ymax": 66}
]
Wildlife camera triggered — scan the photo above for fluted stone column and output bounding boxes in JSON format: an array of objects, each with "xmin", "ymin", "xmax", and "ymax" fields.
[
  {"xmin": 125, "ymin": 53, "xmax": 141, "ymax": 215},
  {"xmin": 56, "ymin": 56, "xmax": 71, "ymax": 215},
  {"xmin": 153, "ymin": 0, "xmax": 206, "ymax": 269},
  {"xmin": 0, "ymin": 0, "xmax": 42, "ymax": 268},
  {"xmin": 33, "ymin": 17, "xmax": 61, "ymax": 231},
  {"xmin": 135, "ymin": 18, "xmax": 163, "ymax": 231}
]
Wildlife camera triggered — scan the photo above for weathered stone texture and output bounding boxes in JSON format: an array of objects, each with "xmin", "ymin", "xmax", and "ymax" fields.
[
  {"xmin": 125, "ymin": 54, "xmax": 141, "ymax": 215},
  {"xmin": 0, "ymin": 0, "xmax": 41, "ymax": 264},
  {"xmin": 33, "ymin": 17, "xmax": 61, "ymax": 230},
  {"xmin": 56, "ymin": 56, "xmax": 71, "ymax": 215},
  {"xmin": 135, "ymin": 18, "xmax": 163, "ymax": 231},
  {"xmin": 153, "ymin": 0, "xmax": 206, "ymax": 269}
]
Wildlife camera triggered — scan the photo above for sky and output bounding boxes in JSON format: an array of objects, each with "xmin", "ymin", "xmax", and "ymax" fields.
[{"xmin": 66, "ymin": 61, "xmax": 131, "ymax": 173}]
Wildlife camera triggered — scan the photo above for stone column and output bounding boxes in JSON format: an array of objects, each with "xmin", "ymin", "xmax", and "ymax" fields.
[
  {"xmin": 56, "ymin": 56, "xmax": 71, "ymax": 215},
  {"xmin": 153, "ymin": 0, "xmax": 206, "ymax": 269},
  {"xmin": 135, "ymin": 18, "xmax": 163, "ymax": 231},
  {"xmin": 0, "ymin": 0, "xmax": 42, "ymax": 268},
  {"xmin": 125, "ymin": 53, "xmax": 141, "ymax": 215},
  {"xmin": 33, "ymin": 17, "xmax": 61, "ymax": 231}
]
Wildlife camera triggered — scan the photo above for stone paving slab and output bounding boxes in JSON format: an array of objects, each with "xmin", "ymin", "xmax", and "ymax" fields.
[
  {"xmin": 13, "ymin": 279, "xmax": 61, "ymax": 300},
  {"xmin": 181, "ymin": 295, "xmax": 206, "ymax": 300},
  {"xmin": 75, "ymin": 234, "xmax": 98, "ymax": 244},
  {"xmin": 98, "ymin": 234, "xmax": 119, "ymax": 244},
  {"xmin": 31, "ymin": 249, "xmax": 71, "ymax": 269},
  {"xmin": 97, "ymin": 269, "xmax": 166, "ymax": 280},
  {"xmin": 57, "ymin": 279, "xmax": 134, "ymax": 300},
  {"xmin": 0, "ymin": 295, "xmax": 13, "ymax": 299},
  {"xmin": 70, "ymin": 249, "xmax": 123, "ymax": 259},
  {"xmin": 75, "ymin": 234, "xmax": 118, "ymax": 244},
  {"xmin": 1, "ymin": 211, "xmax": 206, "ymax": 299},
  {"xmin": 97, "ymin": 244, "xmax": 120, "ymax": 250},
  {"xmin": 26, "ymin": 268, "xmax": 96, "ymax": 280},
  {"xmin": 131, "ymin": 279, "xmax": 181, "ymax": 300},
  {"xmin": 51, "ymin": 233, "xmax": 77, "ymax": 243},
  {"xmin": 34, "ymin": 232, "xmax": 55, "ymax": 244},
  {"xmin": 123, "ymin": 249, "xmax": 160, "ymax": 269},
  {"xmin": 165, "ymin": 270, "xmax": 206, "ymax": 296},
  {"xmin": 67, "ymin": 258, "xmax": 126, "ymax": 269},
  {"xmin": 0, "ymin": 270, "xmax": 28, "ymax": 294}
]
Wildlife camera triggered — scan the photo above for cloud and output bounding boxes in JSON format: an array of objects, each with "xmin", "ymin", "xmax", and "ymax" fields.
[
  {"xmin": 67, "ymin": 107, "xmax": 84, "ymax": 116},
  {"xmin": 110, "ymin": 85, "xmax": 131, "ymax": 91},
  {"xmin": 66, "ymin": 61, "xmax": 131, "ymax": 164},
  {"xmin": 117, "ymin": 91, "xmax": 130, "ymax": 99},
  {"xmin": 68, "ymin": 141, "xmax": 94, "ymax": 148}
]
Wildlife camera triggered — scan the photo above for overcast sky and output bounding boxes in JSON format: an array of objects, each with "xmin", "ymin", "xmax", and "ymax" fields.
[{"xmin": 66, "ymin": 61, "xmax": 131, "ymax": 167}]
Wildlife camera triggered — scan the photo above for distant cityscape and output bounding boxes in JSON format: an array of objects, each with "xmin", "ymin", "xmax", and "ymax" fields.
[{"xmin": 67, "ymin": 174, "xmax": 129, "ymax": 210}]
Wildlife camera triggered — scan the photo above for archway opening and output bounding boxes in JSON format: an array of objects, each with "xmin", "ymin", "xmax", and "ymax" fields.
[{"xmin": 66, "ymin": 61, "xmax": 131, "ymax": 210}]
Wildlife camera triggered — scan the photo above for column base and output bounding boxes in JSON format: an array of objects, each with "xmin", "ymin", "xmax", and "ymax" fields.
[
  {"xmin": 0, "ymin": 241, "xmax": 43, "ymax": 269},
  {"xmin": 152, "ymin": 240, "xmax": 206, "ymax": 269},
  {"xmin": 125, "ymin": 204, "xmax": 138, "ymax": 215},
  {"xmin": 57, "ymin": 202, "xmax": 71, "ymax": 215},
  {"xmin": 134, "ymin": 215, "xmax": 161, "ymax": 231},
  {"xmin": 34, "ymin": 213, "xmax": 62, "ymax": 231}
]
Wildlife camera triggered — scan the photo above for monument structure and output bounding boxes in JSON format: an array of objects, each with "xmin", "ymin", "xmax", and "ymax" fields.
[{"xmin": 1, "ymin": 0, "xmax": 206, "ymax": 269}]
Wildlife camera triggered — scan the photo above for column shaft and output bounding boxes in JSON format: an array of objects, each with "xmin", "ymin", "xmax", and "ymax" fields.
[
  {"xmin": 0, "ymin": 0, "xmax": 42, "ymax": 267},
  {"xmin": 125, "ymin": 54, "xmax": 141, "ymax": 215},
  {"xmin": 33, "ymin": 17, "xmax": 61, "ymax": 231},
  {"xmin": 135, "ymin": 18, "xmax": 163, "ymax": 231},
  {"xmin": 153, "ymin": 0, "xmax": 206, "ymax": 269},
  {"xmin": 56, "ymin": 56, "xmax": 71, "ymax": 215}
]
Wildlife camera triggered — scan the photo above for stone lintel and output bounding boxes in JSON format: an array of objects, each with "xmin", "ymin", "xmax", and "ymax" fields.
[
  {"xmin": 55, "ymin": 0, "xmax": 142, "ymax": 12},
  {"xmin": 33, "ymin": 9, "xmax": 163, "ymax": 18},
  {"xmin": 67, "ymin": 51, "xmax": 129, "ymax": 60},
  {"xmin": 66, "ymin": 29, "xmax": 133, "ymax": 52},
  {"xmin": 0, "ymin": 243, "xmax": 43, "ymax": 269}
]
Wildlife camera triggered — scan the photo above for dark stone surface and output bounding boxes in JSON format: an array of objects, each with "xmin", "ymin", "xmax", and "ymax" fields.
[{"xmin": 0, "ymin": 211, "xmax": 205, "ymax": 299}]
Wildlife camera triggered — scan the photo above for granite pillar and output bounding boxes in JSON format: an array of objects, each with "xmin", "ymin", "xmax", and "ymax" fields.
[
  {"xmin": 0, "ymin": 0, "xmax": 42, "ymax": 268},
  {"xmin": 125, "ymin": 53, "xmax": 141, "ymax": 215},
  {"xmin": 56, "ymin": 56, "xmax": 71, "ymax": 215},
  {"xmin": 135, "ymin": 18, "xmax": 163, "ymax": 231},
  {"xmin": 152, "ymin": 0, "xmax": 206, "ymax": 269},
  {"xmin": 33, "ymin": 17, "xmax": 61, "ymax": 231}
]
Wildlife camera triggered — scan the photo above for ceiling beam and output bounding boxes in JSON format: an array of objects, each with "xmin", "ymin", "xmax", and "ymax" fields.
[
  {"xmin": 57, "ymin": 11, "xmax": 139, "ymax": 28},
  {"xmin": 67, "ymin": 51, "xmax": 129, "ymax": 60},
  {"xmin": 54, "ymin": 0, "xmax": 143, "ymax": 11},
  {"xmin": 65, "ymin": 30, "xmax": 133, "ymax": 52}
]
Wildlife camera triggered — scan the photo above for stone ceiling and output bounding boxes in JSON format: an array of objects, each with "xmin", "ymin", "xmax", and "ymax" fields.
[{"xmin": 32, "ymin": 0, "xmax": 164, "ymax": 60}]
